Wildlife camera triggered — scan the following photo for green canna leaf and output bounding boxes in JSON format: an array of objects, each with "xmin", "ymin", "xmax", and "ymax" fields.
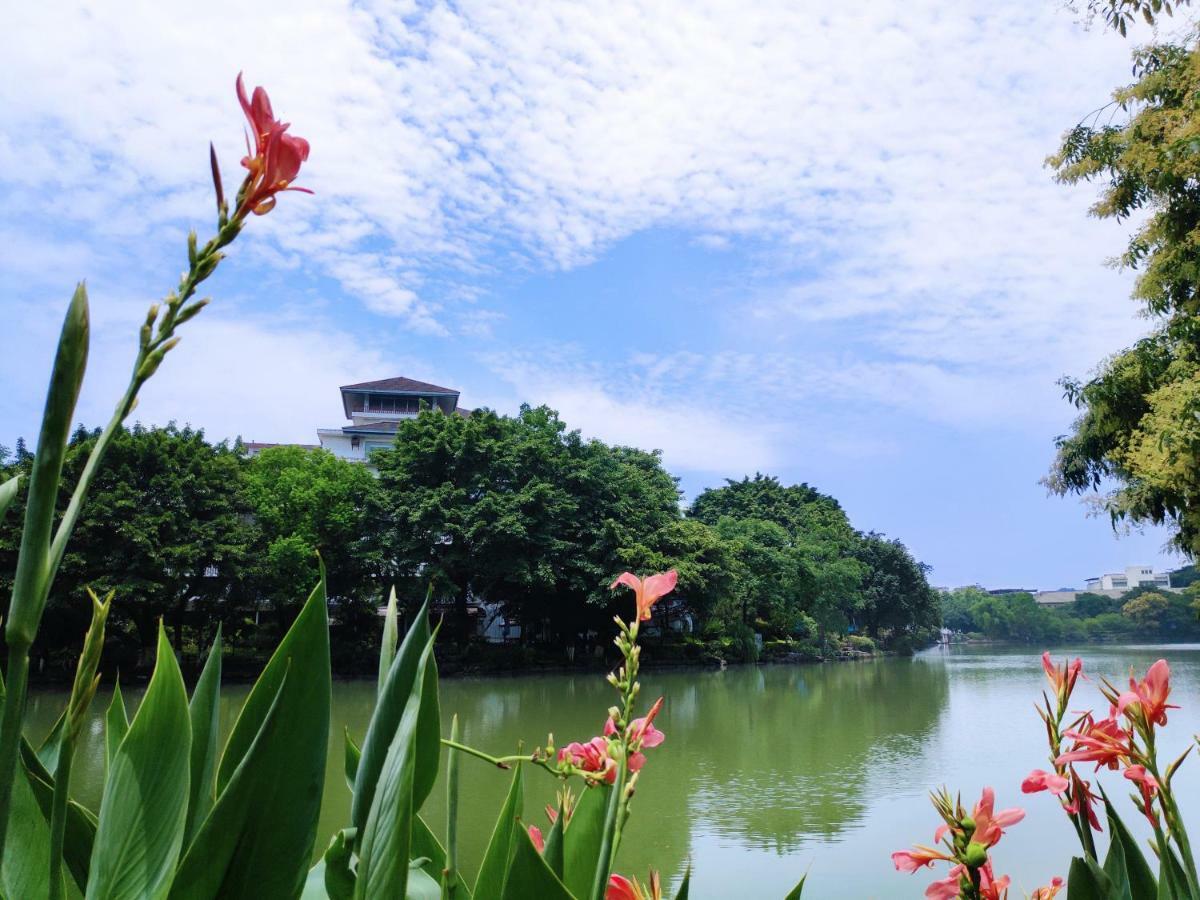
[
  {"xmin": 783, "ymin": 872, "xmax": 806, "ymax": 900},
  {"xmin": 86, "ymin": 623, "xmax": 191, "ymax": 900},
  {"xmin": 1, "ymin": 755, "xmax": 54, "ymax": 898},
  {"xmin": 1100, "ymin": 789, "xmax": 1156, "ymax": 900},
  {"xmin": 1067, "ymin": 855, "xmax": 1119, "ymax": 900},
  {"xmin": 379, "ymin": 586, "xmax": 399, "ymax": 696},
  {"xmin": 499, "ymin": 827, "xmax": 575, "ymax": 900},
  {"xmin": 542, "ymin": 801, "xmax": 566, "ymax": 881},
  {"xmin": 354, "ymin": 636, "xmax": 436, "ymax": 900},
  {"xmin": 352, "ymin": 599, "xmax": 439, "ymax": 838},
  {"xmin": 323, "ymin": 828, "xmax": 357, "ymax": 900},
  {"xmin": 411, "ymin": 814, "xmax": 471, "ymax": 898},
  {"xmin": 188, "ymin": 570, "xmax": 331, "ymax": 900},
  {"xmin": 184, "ymin": 627, "xmax": 222, "ymax": 846},
  {"xmin": 168, "ymin": 670, "xmax": 288, "ymax": 899},
  {"xmin": 473, "ymin": 764, "xmax": 524, "ymax": 900},
  {"xmin": 345, "ymin": 727, "xmax": 361, "ymax": 792},
  {"xmin": 562, "ymin": 785, "xmax": 611, "ymax": 899},
  {"xmin": 407, "ymin": 864, "xmax": 442, "ymax": 900},
  {"xmin": 673, "ymin": 865, "xmax": 691, "ymax": 900},
  {"xmin": 5, "ymin": 282, "xmax": 89, "ymax": 650},
  {"xmin": 104, "ymin": 680, "xmax": 129, "ymax": 774},
  {"xmin": 37, "ymin": 710, "xmax": 67, "ymax": 773},
  {"xmin": 17, "ymin": 745, "xmax": 97, "ymax": 894},
  {"xmin": 0, "ymin": 474, "xmax": 19, "ymax": 525}
]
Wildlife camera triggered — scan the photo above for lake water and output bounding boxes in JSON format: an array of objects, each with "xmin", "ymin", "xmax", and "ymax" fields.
[{"xmin": 25, "ymin": 644, "xmax": 1200, "ymax": 898}]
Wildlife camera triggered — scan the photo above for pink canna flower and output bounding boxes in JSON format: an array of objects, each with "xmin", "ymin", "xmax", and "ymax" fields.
[
  {"xmin": 1124, "ymin": 765, "xmax": 1160, "ymax": 823},
  {"xmin": 527, "ymin": 824, "xmax": 544, "ymax": 853},
  {"xmin": 1057, "ymin": 715, "xmax": 1131, "ymax": 771},
  {"xmin": 892, "ymin": 845, "xmax": 954, "ymax": 873},
  {"xmin": 970, "ymin": 787, "xmax": 1024, "ymax": 848},
  {"xmin": 1031, "ymin": 877, "xmax": 1065, "ymax": 900},
  {"xmin": 1042, "ymin": 652, "xmax": 1083, "ymax": 700},
  {"xmin": 235, "ymin": 72, "xmax": 311, "ymax": 218},
  {"xmin": 924, "ymin": 865, "xmax": 965, "ymax": 900},
  {"xmin": 977, "ymin": 862, "xmax": 1011, "ymax": 900},
  {"xmin": 1064, "ymin": 772, "xmax": 1103, "ymax": 832},
  {"xmin": 558, "ymin": 736, "xmax": 617, "ymax": 784},
  {"xmin": 1021, "ymin": 769, "xmax": 1070, "ymax": 795},
  {"xmin": 1117, "ymin": 659, "xmax": 1176, "ymax": 728},
  {"xmin": 610, "ymin": 570, "xmax": 678, "ymax": 622}
]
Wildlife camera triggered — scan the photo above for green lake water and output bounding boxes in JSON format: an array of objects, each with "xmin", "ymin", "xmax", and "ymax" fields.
[{"xmin": 26, "ymin": 644, "xmax": 1200, "ymax": 898}]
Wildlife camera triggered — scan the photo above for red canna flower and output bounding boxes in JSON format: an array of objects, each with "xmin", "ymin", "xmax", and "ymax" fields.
[
  {"xmin": 1056, "ymin": 715, "xmax": 1131, "ymax": 771},
  {"xmin": 234, "ymin": 72, "xmax": 311, "ymax": 218},
  {"xmin": 527, "ymin": 824, "xmax": 544, "ymax": 853},
  {"xmin": 1021, "ymin": 769, "xmax": 1070, "ymax": 796},
  {"xmin": 970, "ymin": 787, "xmax": 1024, "ymax": 848},
  {"xmin": 606, "ymin": 872, "xmax": 662, "ymax": 900},
  {"xmin": 610, "ymin": 570, "xmax": 678, "ymax": 622},
  {"xmin": 1123, "ymin": 764, "xmax": 1160, "ymax": 823},
  {"xmin": 1117, "ymin": 659, "xmax": 1176, "ymax": 728},
  {"xmin": 977, "ymin": 861, "xmax": 1011, "ymax": 900}
]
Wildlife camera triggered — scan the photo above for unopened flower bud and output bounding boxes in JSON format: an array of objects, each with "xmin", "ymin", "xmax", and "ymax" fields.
[
  {"xmin": 964, "ymin": 842, "xmax": 988, "ymax": 868},
  {"xmin": 959, "ymin": 816, "xmax": 975, "ymax": 837}
]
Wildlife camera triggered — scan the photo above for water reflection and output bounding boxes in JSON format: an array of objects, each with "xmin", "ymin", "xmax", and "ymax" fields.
[{"xmin": 25, "ymin": 646, "xmax": 1200, "ymax": 898}]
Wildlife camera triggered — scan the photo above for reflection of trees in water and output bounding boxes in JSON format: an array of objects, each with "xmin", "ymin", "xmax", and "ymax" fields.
[
  {"xmin": 648, "ymin": 660, "xmax": 950, "ymax": 855},
  {"xmin": 419, "ymin": 659, "xmax": 950, "ymax": 880}
]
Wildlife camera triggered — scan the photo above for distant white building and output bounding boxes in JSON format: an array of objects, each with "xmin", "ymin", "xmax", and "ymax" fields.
[
  {"xmin": 244, "ymin": 376, "xmax": 472, "ymax": 465},
  {"xmin": 1083, "ymin": 566, "xmax": 1172, "ymax": 592}
]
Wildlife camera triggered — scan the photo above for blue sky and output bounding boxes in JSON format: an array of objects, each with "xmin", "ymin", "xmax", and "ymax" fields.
[{"xmin": 0, "ymin": 0, "xmax": 1191, "ymax": 588}]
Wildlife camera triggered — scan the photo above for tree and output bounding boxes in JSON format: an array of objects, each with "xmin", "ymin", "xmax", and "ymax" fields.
[
  {"xmin": 1046, "ymin": 35, "xmax": 1200, "ymax": 556},
  {"xmin": 0, "ymin": 424, "xmax": 256, "ymax": 665},
  {"xmin": 244, "ymin": 445, "xmax": 382, "ymax": 606},
  {"xmin": 853, "ymin": 533, "xmax": 939, "ymax": 639}
]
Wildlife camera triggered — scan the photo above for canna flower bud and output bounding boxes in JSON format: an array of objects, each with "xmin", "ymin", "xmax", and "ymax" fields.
[{"xmin": 964, "ymin": 842, "xmax": 988, "ymax": 868}]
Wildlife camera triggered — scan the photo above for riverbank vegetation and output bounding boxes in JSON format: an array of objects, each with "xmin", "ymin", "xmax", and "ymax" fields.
[
  {"xmin": 0, "ymin": 417, "xmax": 940, "ymax": 677},
  {"xmin": 939, "ymin": 584, "xmax": 1200, "ymax": 644}
]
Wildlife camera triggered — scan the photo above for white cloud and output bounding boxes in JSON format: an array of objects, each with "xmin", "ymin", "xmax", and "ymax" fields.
[{"xmin": 0, "ymin": 0, "xmax": 1181, "ymax": 466}]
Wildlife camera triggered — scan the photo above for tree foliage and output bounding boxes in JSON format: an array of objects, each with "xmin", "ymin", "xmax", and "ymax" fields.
[{"xmin": 1047, "ymin": 32, "xmax": 1200, "ymax": 556}]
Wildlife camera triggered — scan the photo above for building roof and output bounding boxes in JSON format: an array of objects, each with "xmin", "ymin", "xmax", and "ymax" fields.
[{"xmin": 340, "ymin": 376, "xmax": 459, "ymax": 395}]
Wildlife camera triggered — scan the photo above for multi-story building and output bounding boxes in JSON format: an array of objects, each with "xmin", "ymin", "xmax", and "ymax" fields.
[
  {"xmin": 317, "ymin": 377, "xmax": 471, "ymax": 463},
  {"xmin": 244, "ymin": 376, "xmax": 472, "ymax": 465},
  {"xmin": 1083, "ymin": 566, "xmax": 1172, "ymax": 592}
]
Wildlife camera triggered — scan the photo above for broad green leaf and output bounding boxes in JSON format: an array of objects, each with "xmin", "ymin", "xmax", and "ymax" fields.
[
  {"xmin": 1102, "ymin": 791, "xmax": 1156, "ymax": 900},
  {"xmin": 168, "ymin": 671, "xmax": 288, "ymax": 899},
  {"xmin": 300, "ymin": 860, "xmax": 328, "ymax": 900},
  {"xmin": 379, "ymin": 586, "xmax": 399, "ymax": 696},
  {"xmin": 783, "ymin": 873, "xmax": 806, "ymax": 900},
  {"xmin": 1068, "ymin": 855, "xmax": 1119, "ymax": 900},
  {"xmin": 473, "ymin": 765, "xmax": 524, "ymax": 900},
  {"xmin": 673, "ymin": 865, "xmax": 691, "ymax": 900},
  {"xmin": 323, "ymin": 827, "xmax": 357, "ymax": 900},
  {"xmin": 407, "ymin": 865, "xmax": 441, "ymax": 900},
  {"xmin": 354, "ymin": 637, "xmax": 436, "ymax": 900},
  {"xmin": 19, "ymin": 742, "xmax": 97, "ymax": 894},
  {"xmin": 86, "ymin": 624, "xmax": 191, "ymax": 900},
  {"xmin": 345, "ymin": 727, "xmax": 361, "ymax": 792},
  {"xmin": 104, "ymin": 680, "xmax": 128, "ymax": 774},
  {"xmin": 412, "ymin": 814, "xmax": 471, "ymax": 898},
  {"xmin": 352, "ymin": 599, "xmax": 439, "ymax": 836},
  {"xmin": 2, "ymin": 757, "xmax": 53, "ymax": 898},
  {"xmin": 0, "ymin": 474, "xmax": 20, "ymax": 525},
  {"xmin": 185, "ymin": 627, "xmax": 222, "ymax": 846},
  {"xmin": 1156, "ymin": 840, "xmax": 1192, "ymax": 900},
  {"xmin": 562, "ymin": 786, "xmax": 610, "ymax": 899},
  {"xmin": 38, "ymin": 710, "xmax": 66, "ymax": 773},
  {"xmin": 499, "ymin": 827, "xmax": 574, "ymax": 900},
  {"xmin": 182, "ymin": 571, "xmax": 331, "ymax": 900},
  {"xmin": 542, "ymin": 802, "xmax": 566, "ymax": 881}
]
